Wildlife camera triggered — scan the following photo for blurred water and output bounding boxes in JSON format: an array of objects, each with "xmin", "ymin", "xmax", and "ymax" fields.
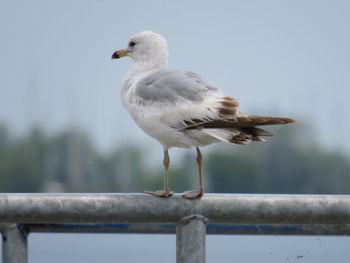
[{"xmin": 1, "ymin": 234, "xmax": 349, "ymax": 262}]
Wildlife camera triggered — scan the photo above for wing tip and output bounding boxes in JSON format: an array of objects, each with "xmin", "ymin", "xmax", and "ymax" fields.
[{"xmin": 282, "ymin": 117, "xmax": 297, "ymax": 124}]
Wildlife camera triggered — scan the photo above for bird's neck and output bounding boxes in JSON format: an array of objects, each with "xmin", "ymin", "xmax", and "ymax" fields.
[{"xmin": 128, "ymin": 59, "xmax": 168, "ymax": 77}]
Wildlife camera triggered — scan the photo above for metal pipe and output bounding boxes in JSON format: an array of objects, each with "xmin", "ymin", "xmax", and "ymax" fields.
[
  {"xmin": 176, "ymin": 215, "xmax": 207, "ymax": 263},
  {"xmin": 19, "ymin": 223, "xmax": 350, "ymax": 236},
  {"xmin": 1, "ymin": 194, "xmax": 350, "ymax": 224},
  {"xmin": 26, "ymin": 223, "xmax": 176, "ymax": 234},
  {"xmin": 207, "ymin": 223, "xmax": 350, "ymax": 235},
  {"xmin": 1, "ymin": 224, "xmax": 28, "ymax": 263}
]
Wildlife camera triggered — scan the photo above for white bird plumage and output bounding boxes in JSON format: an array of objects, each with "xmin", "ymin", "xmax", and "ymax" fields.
[{"xmin": 112, "ymin": 31, "xmax": 295, "ymax": 199}]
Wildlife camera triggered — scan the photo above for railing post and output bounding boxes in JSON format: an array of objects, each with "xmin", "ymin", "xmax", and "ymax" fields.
[
  {"xmin": 2, "ymin": 224, "xmax": 28, "ymax": 263},
  {"xmin": 176, "ymin": 214, "xmax": 207, "ymax": 263}
]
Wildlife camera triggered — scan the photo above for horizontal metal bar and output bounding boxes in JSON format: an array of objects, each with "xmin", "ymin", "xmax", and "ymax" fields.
[
  {"xmin": 207, "ymin": 223, "xmax": 350, "ymax": 235},
  {"xmin": 1, "ymin": 193, "xmax": 350, "ymax": 224},
  {"xmin": 3, "ymin": 223, "xmax": 348, "ymax": 236},
  {"xmin": 25, "ymin": 223, "xmax": 176, "ymax": 234}
]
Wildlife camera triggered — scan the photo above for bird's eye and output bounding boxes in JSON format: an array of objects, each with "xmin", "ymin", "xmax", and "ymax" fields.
[{"xmin": 129, "ymin": 41, "xmax": 136, "ymax": 47}]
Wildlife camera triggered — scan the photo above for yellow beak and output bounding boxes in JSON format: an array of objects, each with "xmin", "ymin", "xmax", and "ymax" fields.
[{"xmin": 111, "ymin": 49, "xmax": 127, "ymax": 59}]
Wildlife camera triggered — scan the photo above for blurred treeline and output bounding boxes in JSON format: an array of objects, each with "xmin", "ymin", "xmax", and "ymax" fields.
[{"xmin": 0, "ymin": 122, "xmax": 349, "ymax": 194}]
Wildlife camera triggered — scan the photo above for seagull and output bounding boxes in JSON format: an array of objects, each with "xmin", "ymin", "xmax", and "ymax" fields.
[{"xmin": 111, "ymin": 31, "xmax": 295, "ymax": 199}]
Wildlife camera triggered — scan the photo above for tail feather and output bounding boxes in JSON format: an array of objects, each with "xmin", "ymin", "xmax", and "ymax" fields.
[
  {"xmin": 203, "ymin": 128, "xmax": 266, "ymax": 145},
  {"xmin": 237, "ymin": 126, "xmax": 274, "ymax": 136}
]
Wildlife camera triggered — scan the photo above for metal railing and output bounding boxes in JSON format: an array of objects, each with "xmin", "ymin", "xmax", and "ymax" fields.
[{"xmin": 1, "ymin": 193, "xmax": 350, "ymax": 262}]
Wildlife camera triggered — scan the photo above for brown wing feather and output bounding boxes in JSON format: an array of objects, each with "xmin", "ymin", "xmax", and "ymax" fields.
[
  {"xmin": 184, "ymin": 115, "xmax": 295, "ymax": 130},
  {"xmin": 179, "ymin": 94, "xmax": 295, "ymax": 144},
  {"xmin": 183, "ymin": 115, "xmax": 296, "ymax": 145},
  {"xmin": 237, "ymin": 115, "xmax": 296, "ymax": 126}
]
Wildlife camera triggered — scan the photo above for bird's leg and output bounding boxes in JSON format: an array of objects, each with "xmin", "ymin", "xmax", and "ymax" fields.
[
  {"xmin": 183, "ymin": 147, "xmax": 204, "ymax": 199},
  {"xmin": 144, "ymin": 150, "xmax": 174, "ymax": 197},
  {"xmin": 162, "ymin": 150, "xmax": 172, "ymax": 194}
]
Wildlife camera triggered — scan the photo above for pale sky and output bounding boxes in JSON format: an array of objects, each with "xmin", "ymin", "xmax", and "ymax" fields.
[{"xmin": 0, "ymin": 0, "xmax": 349, "ymax": 153}]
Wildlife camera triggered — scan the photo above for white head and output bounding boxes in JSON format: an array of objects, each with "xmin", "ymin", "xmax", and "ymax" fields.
[{"xmin": 112, "ymin": 31, "xmax": 169, "ymax": 67}]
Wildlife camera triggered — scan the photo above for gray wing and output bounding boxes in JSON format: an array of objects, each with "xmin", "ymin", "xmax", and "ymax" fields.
[{"xmin": 135, "ymin": 69, "xmax": 219, "ymax": 103}]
